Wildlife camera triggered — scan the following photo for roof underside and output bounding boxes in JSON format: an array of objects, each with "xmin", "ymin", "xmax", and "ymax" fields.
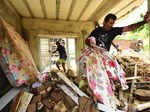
[{"xmin": 4, "ymin": 0, "xmax": 145, "ymax": 24}]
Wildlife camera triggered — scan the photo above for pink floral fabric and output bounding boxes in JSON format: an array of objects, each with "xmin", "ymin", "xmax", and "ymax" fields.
[
  {"xmin": 79, "ymin": 37, "xmax": 128, "ymax": 109},
  {"xmin": 0, "ymin": 17, "xmax": 38, "ymax": 87}
]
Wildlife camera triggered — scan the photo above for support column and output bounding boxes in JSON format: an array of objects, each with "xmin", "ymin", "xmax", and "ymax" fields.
[{"xmin": 148, "ymin": 0, "xmax": 150, "ymax": 59}]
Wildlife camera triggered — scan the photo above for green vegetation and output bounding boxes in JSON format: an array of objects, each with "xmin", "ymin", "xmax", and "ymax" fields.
[{"xmin": 115, "ymin": 13, "xmax": 150, "ymax": 51}]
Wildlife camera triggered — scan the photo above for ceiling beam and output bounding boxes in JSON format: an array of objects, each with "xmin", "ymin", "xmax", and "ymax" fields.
[
  {"xmin": 7, "ymin": 0, "xmax": 31, "ymax": 17},
  {"xmin": 69, "ymin": 0, "xmax": 89, "ymax": 21},
  {"xmin": 90, "ymin": 0, "xmax": 122, "ymax": 23},
  {"xmin": 115, "ymin": 0, "xmax": 144, "ymax": 23},
  {"xmin": 40, "ymin": 0, "xmax": 47, "ymax": 18},
  {"xmin": 59, "ymin": 0, "xmax": 73, "ymax": 20},
  {"xmin": 79, "ymin": 0, "xmax": 103, "ymax": 21},
  {"xmin": 56, "ymin": 0, "xmax": 60, "ymax": 19},
  {"xmin": 23, "ymin": 0, "xmax": 34, "ymax": 18},
  {"xmin": 97, "ymin": 0, "xmax": 144, "ymax": 24},
  {"xmin": 44, "ymin": 0, "xmax": 56, "ymax": 19},
  {"xmin": 96, "ymin": 0, "xmax": 134, "ymax": 23},
  {"xmin": 26, "ymin": 0, "xmax": 44, "ymax": 18},
  {"xmin": 4, "ymin": 0, "xmax": 20, "ymax": 18},
  {"xmin": 67, "ymin": 0, "xmax": 76, "ymax": 20},
  {"xmin": 22, "ymin": 18, "xmax": 95, "ymax": 34}
]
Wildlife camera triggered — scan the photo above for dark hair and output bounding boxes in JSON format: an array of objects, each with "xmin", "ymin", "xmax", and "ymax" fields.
[
  {"xmin": 104, "ymin": 13, "xmax": 117, "ymax": 22},
  {"xmin": 56, "ymin": 41, "xmax": 60, "ymax": 45}
]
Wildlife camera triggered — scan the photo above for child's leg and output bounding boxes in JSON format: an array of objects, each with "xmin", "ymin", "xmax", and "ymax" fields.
[
  {"xmin": 56, "ymin": 61, "xmax": 61, "ymax": 71},
  {"xmin": 62, "ymin": 63, "xmax": 66, "ymax": 72}
]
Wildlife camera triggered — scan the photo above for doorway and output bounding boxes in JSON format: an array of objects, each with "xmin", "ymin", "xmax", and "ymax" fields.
[{"xmin": 40, "ymin": 37, "xmax": 76, "ymax": 72}]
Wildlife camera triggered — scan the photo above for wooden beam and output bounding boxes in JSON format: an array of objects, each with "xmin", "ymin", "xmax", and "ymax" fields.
[
  {"xmin": 59, "ymin": 0, "xmax": 73, "ymax": 20},
  {"xmin": 95, "ymin": 0, "xmax": 134, "ymax": 24},
  {"xmin": 69, "ymin": 0, "xmax": 89, "ymax": 21},
  {"xmin": 26, "ymin": 0, "xmax": 44, "ymax": 18},
  {"xmin": 148, "ymin": 0, "xmax": 150, "ymax": 60},
  {"xmin": 44, "ymin": 0, "xmax": 56, "ymax": 19},
  {"xmin": 40, "ymin": 0, "xmax": 47, "ymax": 18},
  {"xmin": 22, "ymin": 18, "xmax": 95, "ymax": 34},
  {"xmin": 90, "ymin": 0, "xmax": 120, "ymax": 22},
  {"xmin": 115, "ymin": 0, "xmax": 144, "ymax": 23},
  {"xmin": 4, "ymin": 0, "xmax": 20, "ymax": 18},
  {"xmin": 56, "ymin": 0, "xmax": 60, "ymax": 19},
  {"xmin": 135, "ymin": 102, "xmax": 150, "ymax": 111},
  {"xmin": 7, "ymin": 0, "xmax": 31, "ymax": 17},
  {"xmin": 67, "ymin": 0, "xmax": 76, "ymax": 20},
  {"xmin": 96, "ymin": 0, "xmax": 144, "ymax": 24},
  {"xmin": 0, "ymin": 88, "xmax": 20, "ymax": 111},
  {"xmin": 79, "ymin": 0, "xmax": 103, "ymax": 21},
  {"xmin": 23, "ymin": 0, "xmax": 34, "ymax": 18},
  {"xmin": 77, "ymin": 0, "xmax": 92, "ymax": 21}
]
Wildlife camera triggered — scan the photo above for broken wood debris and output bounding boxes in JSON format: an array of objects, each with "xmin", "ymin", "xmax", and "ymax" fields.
[{"xmin": 8, "ymin": 68, "xmax": 150, "ymax": 112}]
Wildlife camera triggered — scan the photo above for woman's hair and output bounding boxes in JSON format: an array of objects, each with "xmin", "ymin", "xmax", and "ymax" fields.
[{"xmin": 104, "ymin": 13, "xmax": 117, "ymax": 22}]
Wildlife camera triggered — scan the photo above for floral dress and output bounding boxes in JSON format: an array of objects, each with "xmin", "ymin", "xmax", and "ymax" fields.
[{"xmin": 79, "ymin": 37, "xmax": 128, "ymax": 110}]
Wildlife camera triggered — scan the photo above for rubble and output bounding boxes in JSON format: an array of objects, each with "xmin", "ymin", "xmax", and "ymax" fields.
[
  {"xmin": 9, "ymin": 68, "xmax": 150, "ymax": 112},
  {"xmin": 116, "ymin": 56, "xmax": 150, "ymax": 77}
]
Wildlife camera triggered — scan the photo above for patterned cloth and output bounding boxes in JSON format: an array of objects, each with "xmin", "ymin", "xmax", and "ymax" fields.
[
  {"xmin": 79, "ymin": 37, "xmax": 128, "ymax": 110},
  {"xmin": 0, "ymin": 17, "xmax": 38, "ymax": 87}
]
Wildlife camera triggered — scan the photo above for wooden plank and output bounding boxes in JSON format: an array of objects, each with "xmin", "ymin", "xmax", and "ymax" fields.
[
  {"xmin": 8, "ymin": 0, "xmax": 31, "ymax": 17},
  {"xmin": 0, "ymin": 88, "xmax": 20, "ymax": 111},
  {"xmin": 59, "ymin": 0, "xmax": 73, "ymax": 20},
  {"xmin": 57, "ymin": 72, "xmax": 88, "ymax": 97},
  {"xmin": 58, "ymin": 84, "xmax": 79, "ymax": 104},
  {"xmin": 116, "ymin": 0, "xmax": 144, "ymax": 23},
  {"xmin": 125, "ymin": 76, "xmax": 141, "ymax": 80},
  {"xmin": 97, "ymin": 0, "xmax": 134, "ymax": 24},
  {"xmin": 26, "ymin": 0, "xmax": 44, "ymax": 18},
  {"xmin": 22, "ymin": 18, "xmax": 95, "ymax": 34},
  {"xmin": 44, "ymin": 0, "xmax": 56, "ymax": 19},
  {"xmin": 97, "ymin": 103, "xmax": 124, "ymax": 112},
  {"xmin": 129, "ymin": 64, "xmax": 138, "ymax": 108},
  {"xmin": 136, "ymin": 102, "xmax": 150, "ymax": 111},
  {"xmin": 80, "ymin": 0, "xmax": 103, "ymax": 20},
  {"xmin": 69, "ymin": 0, "xmax": 88, "ymax": 20},
  {"xmin": 10, "ymin": 92, "xmax": 23, "ymax": 112},
  {"xmin": 16, "ymin": 91, "xmax": 33, "ymax": 112}
]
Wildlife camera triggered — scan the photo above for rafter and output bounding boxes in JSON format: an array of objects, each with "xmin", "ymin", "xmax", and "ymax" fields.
[
  {"xmin": 44, "ymin": 0, "xmax": 56, "ymax": 19},
  {"xmin": 40, "ymin": 0, "xmax": 47, "ymax": 18},
  {"xmin": 8, "ymin": 0, "xmax": 31, "ymax": 17},
  {"xmin": 79, "ymin": 0, "xmax": 103, "ymax": 21},
  {"xmin": 23, "ymin": 0, "xmax": 34, "ymax": 17},
  {"xmin": 59, "ymin": 0, "xmax": 73, "ymax": 20},
  {"xmin": 4, "ymin": 0, "xmax": 20, "ymax": 17}
]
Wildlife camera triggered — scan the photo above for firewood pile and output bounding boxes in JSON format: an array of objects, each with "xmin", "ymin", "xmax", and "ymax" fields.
[{"xmin": 116, "ymin": 56, "xmax": 150, "ymax": 77}]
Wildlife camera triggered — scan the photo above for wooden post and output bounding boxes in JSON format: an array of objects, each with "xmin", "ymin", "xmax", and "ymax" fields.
[{"xmin": 148, "ymin": 0, "xmax": 150, "ymax": 60}]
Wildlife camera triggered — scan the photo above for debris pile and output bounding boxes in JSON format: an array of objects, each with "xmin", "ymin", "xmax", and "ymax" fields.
[
  {"xmin": 9, "ymin": 68, "xmax": 150, "ymax": 112},
  {"xmin": 116, "ymin": 56, "xmax": 150, "ymax": 77},
  {"xmin": 10, "ymin": 70, "xmax": 97, "ymax": 112}
]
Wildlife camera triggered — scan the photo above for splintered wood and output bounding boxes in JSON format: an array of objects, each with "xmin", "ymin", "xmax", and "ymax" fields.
[{"xmin": 16, "ymin": 91, "xmax": 33, "ymax": 112}]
